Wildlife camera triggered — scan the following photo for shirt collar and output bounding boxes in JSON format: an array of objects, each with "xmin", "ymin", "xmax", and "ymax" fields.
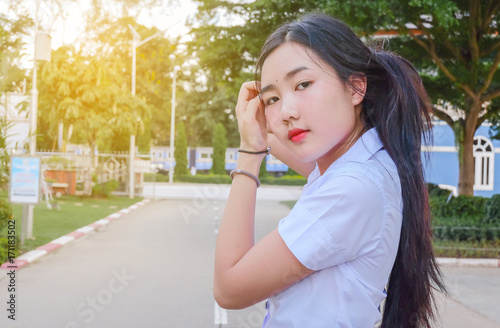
[
  {"xmin": 334, "ymin": 127, "xmax": 384, "ymax": 165},
  {"xmin": 307, "ymin": 128, "xmax": 384, "ymax": 183}
]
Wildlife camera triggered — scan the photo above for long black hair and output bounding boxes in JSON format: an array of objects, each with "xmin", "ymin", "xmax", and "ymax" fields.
[{"xmin": 256, "ymin": 13, "xmax": 447, "ymax": 328}]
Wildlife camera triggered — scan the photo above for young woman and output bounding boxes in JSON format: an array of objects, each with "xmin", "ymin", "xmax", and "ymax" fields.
[{"xmin": 214, "ymin": 13, "xmax": 446, "ymax": 328}]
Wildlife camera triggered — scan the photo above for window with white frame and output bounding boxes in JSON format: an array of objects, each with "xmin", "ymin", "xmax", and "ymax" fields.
[
  {"xmin": 226, "ymin": 151, "xmax": 236, "ymax": 161},
  {"xmin": 200, "ymin": 152, "xmax": 211, "ymax": 159},
  {"xmin": 198, "ymin": 149, "xmax": 213, "ymax": 161},
  {"xmin": 473, "ymin": 136, "xmax": 494, "ymax": 191}
]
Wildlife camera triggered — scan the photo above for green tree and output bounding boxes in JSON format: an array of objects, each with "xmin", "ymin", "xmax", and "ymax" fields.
[
  {"xmin": 259, "ymin": 156, "xmax": 268, "ymax": 178},
  {"xmin": 0, "ymin": 198, "xmax": 14, "ymax": 264},
  {"xmin": 0, "ymin": 13, "xmax": 31, "ymax": 95},
  {"xmin": 0, "ymin": 119, "xmax": 11, "ymax": 189},
  {"xmin": 191, "ymin": 0, "xmax": 500, "ymax": 196},
  {"xmin": 37, "ymin": 46, "xmax": 151, "ymax": 152},
  {"xmin": 81, "ymin": 16, "xmax": 183, "ymax": 149},
  {"xmin": 0, "ymin": 13, "xmax": 31, "ymax": 186},
  {"xmin": 174, "ymin": 121, "xmax": 189, "ymax": 176},
  {"xmin": 354, "ymin": 1, "xmax": 500, "ymax": 196},
  {"xmin": 486, "ymin": 98, "xmax": 500, "ymax": 140},
  {"xmin": 211, "ymin": 122, "xmax": 227, "ymax": 174}
]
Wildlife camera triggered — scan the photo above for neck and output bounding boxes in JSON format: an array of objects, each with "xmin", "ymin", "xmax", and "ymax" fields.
[{"xmin": 316, "ymin": 121, "xmax": 365, "ymax": 175}]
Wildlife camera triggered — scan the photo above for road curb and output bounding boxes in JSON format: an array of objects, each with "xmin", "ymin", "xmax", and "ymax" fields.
[{"xmin": 0, "ymin": 199, "xmax": 150, "ymax": 272}]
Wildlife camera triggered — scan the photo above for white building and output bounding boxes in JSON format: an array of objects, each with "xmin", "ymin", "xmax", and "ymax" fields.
[{"xmin": 0, "ymin": 92, "xmax": 30, "ymax": 152}]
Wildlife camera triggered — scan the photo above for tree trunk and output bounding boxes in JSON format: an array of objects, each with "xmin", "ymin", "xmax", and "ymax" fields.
[
  {"xmin": 458, "ymin": 130, "xmax": 475, "ymax": 196},
  {"xmin": 458, "ymin": 104, "xmax": 481, "ymax": 196}
]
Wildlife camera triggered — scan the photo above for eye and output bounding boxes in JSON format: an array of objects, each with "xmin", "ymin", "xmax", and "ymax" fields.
[
  {"xmin": 296, "ymin": 81, "xmax": 312, "ymax": 90},
  {"xmin": 265, "ymin": 96, "xmax": 280, "ymax": 106}
]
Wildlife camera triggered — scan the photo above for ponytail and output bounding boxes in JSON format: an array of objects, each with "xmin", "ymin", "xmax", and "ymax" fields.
[
  {"xmin": 256, "ymin": 13, "xmax": 447, "ymax": 328},
  {"xmin": 364, "ymin": 51, "xmax": 448, "ymax": 328}
]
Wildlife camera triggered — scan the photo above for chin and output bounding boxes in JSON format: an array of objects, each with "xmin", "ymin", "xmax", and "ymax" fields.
[{"xmin": 290, "ymin": 148, "xmax": 320, "ymax": 163}]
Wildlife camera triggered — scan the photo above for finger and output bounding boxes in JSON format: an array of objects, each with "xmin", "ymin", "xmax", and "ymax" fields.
[
  {"xmin": 235, "ymin": 82, "xmax": 262, "ymax": 120},
  {"xmin": 254, "ymin": 81, "xmax": 261, "ymax": 93},
  {"xmin": 267, "ymin": 123, "xmax": 273, "ymax": 134},
  {"xmin": 238, "ymin": 81, "xmax": 260, "ymax": 103},
  {"xmin": 246, "ymin": 96, "xmax": 263, "ymax": 119}
]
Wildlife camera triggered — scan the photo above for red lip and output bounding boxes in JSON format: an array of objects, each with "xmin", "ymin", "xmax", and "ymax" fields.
[{"xmin": 288, "ymin": 128, "xmax": 309, "ymax": 142}]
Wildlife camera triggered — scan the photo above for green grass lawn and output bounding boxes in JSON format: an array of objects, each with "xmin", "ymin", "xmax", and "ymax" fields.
[
  {"xmin": 433, "ymin": 240, "xmax": 500, "ymax": 259},
  {"xmin": 0, "ymin": 191, "xmax": 142, "ymax": 253}
]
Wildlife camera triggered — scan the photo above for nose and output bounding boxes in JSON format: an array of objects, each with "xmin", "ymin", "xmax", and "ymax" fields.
[{"xmin": 280, "ymin": 94, "xmax": 299, "ymax": 122}]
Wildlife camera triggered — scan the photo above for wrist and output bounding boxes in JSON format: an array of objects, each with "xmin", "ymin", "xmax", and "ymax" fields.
[{"xmin": 236, "ymin": 153, "xmax": 265, "ymax": 176}]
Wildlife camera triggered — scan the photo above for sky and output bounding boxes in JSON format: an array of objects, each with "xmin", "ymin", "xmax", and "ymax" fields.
[
  {"xmin": 0, "ymin": 0, "xmax": 200, "ymax": 67},
  {"xmin": 51, "ymin": 0, "xmax": 199, "ymax": 49}
]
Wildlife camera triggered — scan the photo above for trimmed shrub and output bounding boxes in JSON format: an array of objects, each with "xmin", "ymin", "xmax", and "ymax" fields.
[
  {"xmin": 174, "ymin": 174, "xmax": 307, "ymax": 186},
  {"xmin": 431, "ymin": 193, "xmax": 499, "ymax": 242},
  {"xmin": 434, "ymin": 195, "xmax": 486, "ymax": 220},
  {"xmin": 144, "ymin": 172, "xmax": 169, "ymax": 182},
  {"xmin": 259, "ymin": 156, "xmax": 268, "ymax": 178},
  {"xmin": 427, "ymin": 183, "xmax": 452, "ymax": 198},
  {"xmin": 261, "ymin": 176, "xmax": 307, "ymax": 186},
  {"xmin": 0, "ymin": 199, "xmax": 15, "ymax": 265},
  {"xmin": 211, "ymin": 123, "xmax": 227, "ymax": 175},
  {"xmin": 174, "ymin": 121, "xmax": 189, "ymax": 176},
  {"xmin": 287, "ymin": 168, "xmax": 301, "ymax": 176},
  {"xmin": 0, "ymin": 198, "xmax": 13, "ymax": 232},
  {"xmin": 92, "ymin": 179, "xmax": 119, "ymax": 198},
  {"xmin": 484, "ymin": 194, "xmax": 500, "ymax": 225},
  {"xmin": 175, "ymin": 174, "xmax": 231, "ymax": 184}
]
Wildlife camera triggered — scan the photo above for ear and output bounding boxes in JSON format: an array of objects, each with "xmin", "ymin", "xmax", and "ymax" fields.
[{"xmin": 349, "ymin": 75, "xmax": 367, "ymax": 106}]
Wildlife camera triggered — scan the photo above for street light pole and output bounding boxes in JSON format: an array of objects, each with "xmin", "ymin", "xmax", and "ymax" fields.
[
  {"xmin": 23, "ymin": 0, "xmax": 41, "ymax": 244},
  {"xmin": 168, "ymin": 54, "xmax": 180, "ymax": 184},
  {"xmin": 29, "ymin": 0, "xmax": 40, "ymax": 157},
  {"xmin": 127, "ymin": 23, "xmax": 177, "ymax": 197},
  {"xmin": 131, "ymin": 36, "xmax": 137, "ymax": 95},
  {"xmin": 22, "ymin": 0, "xmax": 51, "ymax": 245},
  {"xmin": 129, "ymin": 23, "xmax": 178, "ymax": 95}
]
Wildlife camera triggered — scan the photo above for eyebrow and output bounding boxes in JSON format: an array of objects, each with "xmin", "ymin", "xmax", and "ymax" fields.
[{"xmin": 259, "ymin": 66, "xmax": 310, "ymax": 95}]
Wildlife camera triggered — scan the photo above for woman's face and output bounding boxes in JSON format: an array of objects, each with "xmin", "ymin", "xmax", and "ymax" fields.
[{"xmin": 260, "ymin": 42, "xmax": 365, "ymax": 173}]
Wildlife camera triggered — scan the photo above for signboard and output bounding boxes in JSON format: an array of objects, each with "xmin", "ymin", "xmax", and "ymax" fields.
[
  {"xmin": 9, "ymin": 156, "xmax": 41, "ymax": 204},
  {"xmin": 35, "ymin": 33, "xmax": 51, "ymax": 62}
]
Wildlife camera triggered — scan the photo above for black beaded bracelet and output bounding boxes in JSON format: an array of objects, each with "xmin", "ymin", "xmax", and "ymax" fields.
[{"xmin": 238, "ymin": 146, "xmax": 271, "ymax": 155}]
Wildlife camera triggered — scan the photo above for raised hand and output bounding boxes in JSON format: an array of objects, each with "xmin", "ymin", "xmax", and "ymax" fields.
[{"xmin": 234, "ymin": 81, "xmax": 268, "ymax": 151}]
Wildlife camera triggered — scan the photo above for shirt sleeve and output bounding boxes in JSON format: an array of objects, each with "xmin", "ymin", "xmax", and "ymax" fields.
[{"xmin": 278, "ymin": 172, "xmax": 385, "ymax": 271}]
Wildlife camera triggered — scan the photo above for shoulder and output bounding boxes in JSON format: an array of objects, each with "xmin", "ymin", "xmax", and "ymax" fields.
[
  {"xmin": 301, "ymin": 157, "xmax": 402, "ymax": 216},
  {"xmin": 281, "ymin": 163, "xmax": 391, "ymax": 268},
  {"xmin": 309, "ymin": 162, "xmax": 384, "ymax": 201}
]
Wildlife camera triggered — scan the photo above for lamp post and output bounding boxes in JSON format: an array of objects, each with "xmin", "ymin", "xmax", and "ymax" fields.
[
  {"xmin": 29, "ymin": 0, "xmax": 40, "ymax": 157},
  {"xmin": 22, "ymin": 0, "xmax": 42, "ymax": 245},
  {"xmin": 127, "ymin": 23, "xmax": 174, "ymax": 198},
  {"xmin": 23, "ymin": 0, "xmax": 51, "ymax": 245},
  {"xmin": 129, "ymin": 25, "xmax": 161, "ymax": 95},
  {"xmin": 168, "ymin": 54, "xmax": 180, "ymax": 184},
  {"xmin": 129, "ymin": 22, "xmax": 178, "ymax": 95}
]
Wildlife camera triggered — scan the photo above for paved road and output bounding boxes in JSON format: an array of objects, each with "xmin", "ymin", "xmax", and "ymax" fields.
[
  {"xmin": 0, "ymin": 197, "xmax": 498, "ymax": 328},
  {"xmin": 437, "ymin": 266, "xmax": 500, "ymax": 327}
]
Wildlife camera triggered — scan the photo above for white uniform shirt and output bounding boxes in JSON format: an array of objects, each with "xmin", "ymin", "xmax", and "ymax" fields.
[{"xmin": 263, "ymin": 128, "xmax": 403, "ymax": 328}]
